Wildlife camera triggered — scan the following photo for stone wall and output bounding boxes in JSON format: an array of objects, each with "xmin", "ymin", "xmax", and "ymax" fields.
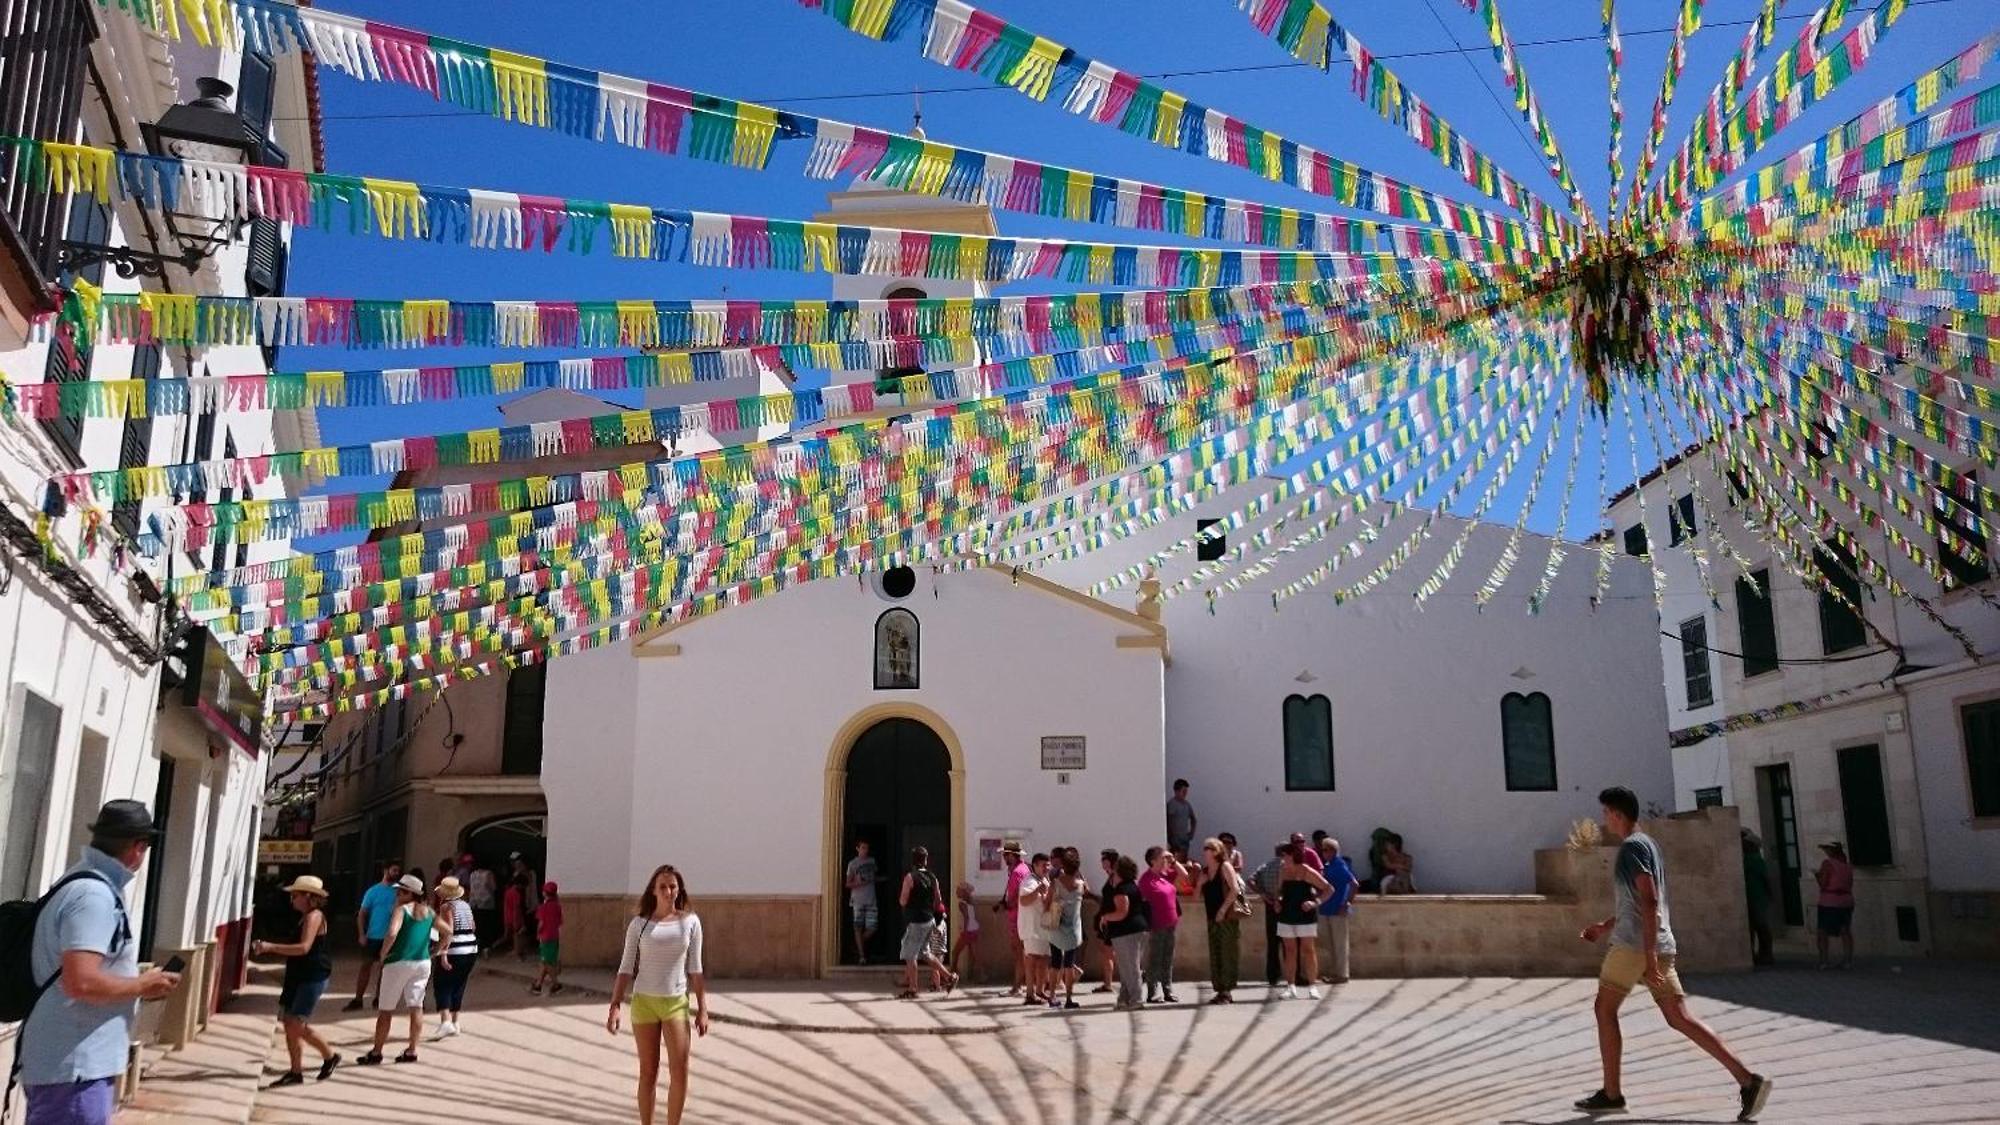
[
  {"xmin": 1165, "ymin": 805, "xmax": 1752, "ymax": 981},
  {"xmin": 561, "ymin": 894, "xmax": 821, "ymax": 978},
  {"xmin": 1931, "ymin": 890, "xmax": 2000, "ymax": 959},
  {"xmin": 558, "ymin": 808, "xmax": 1752, "ymax": 981}
]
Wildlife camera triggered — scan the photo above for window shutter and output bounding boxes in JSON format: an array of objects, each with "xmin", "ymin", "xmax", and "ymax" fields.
[
  {"xmin": 1282, "ymin": 694, "xmax": 1333, "ymax": 791},
  {"xmin": 1735, "ymin": 571, "xmax": 1778, "ymax": 676},
  {"xmin": 1501, "ymin": 692, "xmax": 1556, "ymax": 791},
  {"xmin": 1835, "ymin": 745, "xmax": 1894, "ymax": 866}
]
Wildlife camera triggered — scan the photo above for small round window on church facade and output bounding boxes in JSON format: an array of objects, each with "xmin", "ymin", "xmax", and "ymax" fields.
[{"xmin": 881, "ymin": 565, "xmax": 916, "ymax": 599}]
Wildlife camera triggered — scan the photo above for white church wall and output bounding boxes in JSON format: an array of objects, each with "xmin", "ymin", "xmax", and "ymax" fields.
[
  {"xmin": 542, "ymin": 567, "xmax": 1165, "ymax": 900},
  {"xmin": 1039, "ymin": 495, "xmax": 1674, "ymax": 894},
  {"xmin": 540, "ymin": 641, "xmax": 641, "ymax": 895}
]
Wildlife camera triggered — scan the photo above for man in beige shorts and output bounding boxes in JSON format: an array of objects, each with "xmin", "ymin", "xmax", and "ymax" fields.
[{"xmin": 1576, "ymin": 787, "xmax": 1772, "ymax": 1122}]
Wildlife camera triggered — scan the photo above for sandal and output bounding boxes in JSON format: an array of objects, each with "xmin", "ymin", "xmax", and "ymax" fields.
[
  {"xmin": 895, "ymin": 989, "xmax": 918, "ymax": 1000},
  {"xmin": 394, "ymin": 1049, "xmax": 419, "ymax": 1064},
  {"xmin": 943, "ymin": 972, "xmax": 958, "ymax": 996}
]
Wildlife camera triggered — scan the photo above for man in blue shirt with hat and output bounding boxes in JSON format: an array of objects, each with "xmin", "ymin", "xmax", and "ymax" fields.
[{"xmin": 19, "ymin": 800, "xmax": 181, "ymax": 1124}]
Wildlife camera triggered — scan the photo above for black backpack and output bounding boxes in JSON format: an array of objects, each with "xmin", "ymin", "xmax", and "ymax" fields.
[
  {"xmin": 2, "ymin": 870, "xmax": 124, "ymax": 1124},
  {"xmin": 0, "ymin": 871, "xmax": 118, "ymax": 1021}
]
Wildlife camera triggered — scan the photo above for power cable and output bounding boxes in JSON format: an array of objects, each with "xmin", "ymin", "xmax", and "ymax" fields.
[
  {"xmin": 272, "ymin": 0, "xmax": 1969, "ymax": 123},
  {"xmin": 1657, "ymin": 630, "xmax": 1896, "ymax": 666}
]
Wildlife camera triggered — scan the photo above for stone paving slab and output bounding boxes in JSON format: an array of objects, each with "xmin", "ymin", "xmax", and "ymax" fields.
[
  {"xmin": 115, "ymin": 999, "xmax": 273, "ymax": 1125},
  {"xmin": 205, "ymin": 958, "xmax": 2000, "ymax": 1124}
]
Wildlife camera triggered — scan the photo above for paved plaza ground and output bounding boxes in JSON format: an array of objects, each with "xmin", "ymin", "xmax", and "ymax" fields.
[{"xmin": 120, "ymin": 956, "xmax": 2000, "ymax": 1124}]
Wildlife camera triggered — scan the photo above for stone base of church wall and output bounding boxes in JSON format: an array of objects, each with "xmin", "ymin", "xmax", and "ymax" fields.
[
  {"xmin": 557, "ymin": 810, "xmax": 1752, "ymax": 981},
  {"xmin": 562, "ymin": 894, "xmax": 823, "ymax": 978},
  {"xmin": 1162, "ymin": 807, "xmax": 1752, "ymax": 982}
]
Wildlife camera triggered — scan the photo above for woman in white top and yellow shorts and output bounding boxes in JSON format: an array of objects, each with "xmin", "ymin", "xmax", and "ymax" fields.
[{"xmin": 607, "ymin": 865, "xmax": 708, "ymax": 1125}]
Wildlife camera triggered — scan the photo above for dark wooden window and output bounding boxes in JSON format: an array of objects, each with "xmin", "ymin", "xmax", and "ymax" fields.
[
  {"xmin": 1816, "ymin": 545, "xmax": 1868, "ymax": 655},
  {"xmin": 1623, "ymin": 523, "xmax": 1648, "ymax": 558},
  {"xmin": 500, "ymin": 663, "xmax": 547, "ymax": 775},
  {"xmin": 1938, "ymin": 474, "xmax": 1990, "ymax": 591},
  {"xmin": 1668, "ymin": 494, "xmax": 1697, "ymax": 546},
  {"xmin": 1196, "ymin": 518, "xmax": 1226, "ymax": 562},
  {"xmin": 1679, "ymin": 616, "xmax": 1713, "ymax": 709},
  {"xmin": 1500, "ymin": 691, "xmax": 1556, "ymax": 791},
  {"xmin": 1282, "ymin": 693, "xmax": 1333, "ymax": 791},
  {"xmin": 110, "ymin": 343, "xmax": 161, "ymax": 539},
  {"xmin": 36, "ymin": 196, "xmax": 109, "ymax": 467},
  {"xmin": 1963, "ymin": 700, "xmax": 2000, "ymax": 819},
  {"xmin": 1735, "ymin": 570, "xmax": 1778, "ymax": 677},
  {"xmin": 208, "ymin": 434, "xmax": 237, "ymax": 572},
  {"xmin": 1836, "ymin": 744, "xmax": 1894, "ymax": 867}
]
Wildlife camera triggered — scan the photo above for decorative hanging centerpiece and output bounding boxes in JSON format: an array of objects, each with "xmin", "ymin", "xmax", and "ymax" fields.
[{"xmin": 1566, "ymin": 235, "xmax": 1660, "ymax": 412}]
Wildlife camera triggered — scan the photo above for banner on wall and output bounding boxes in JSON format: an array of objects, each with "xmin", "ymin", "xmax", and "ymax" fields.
[{"xmin": 976, "ymin": 830, "xmax": 1031, "ymax": 872}]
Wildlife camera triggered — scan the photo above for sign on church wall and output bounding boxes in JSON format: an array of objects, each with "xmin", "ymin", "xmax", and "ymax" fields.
[
  {"xmin": 977, "ymin": 830, "xmax": 1031, "ymax": 872},
  {"xmin": 1040, "ymin": 735, "xmax": 1086, "ymax": 770}
]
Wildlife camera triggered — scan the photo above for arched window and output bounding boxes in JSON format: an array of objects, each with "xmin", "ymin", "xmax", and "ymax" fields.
[
  {"xmin": 875, "ymin": 285, "xmax": 928, "ymax": 396},
  {"xmin": 1501, "ymin": 692, "xmax": 1557, "ymax": 791},
  {"xmin": 874, "ymin": 608, "xmax": 919, "ymax": 690},
  {"xmin": 1282, "ymin": 694, "xmax": 1334, "ymax": 791}
]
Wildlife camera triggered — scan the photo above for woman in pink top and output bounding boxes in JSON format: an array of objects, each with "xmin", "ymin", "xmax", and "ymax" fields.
[{"xmin": 1814, "ymin": 842, "xmax": 1856, "ymax": 969}]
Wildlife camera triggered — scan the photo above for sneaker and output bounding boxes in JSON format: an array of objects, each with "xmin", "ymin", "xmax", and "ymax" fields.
[
  {"xmin": 1738, "ymin": 1074, "xmax": 1773, "ymax": 1122},
  {"xmin": 1306, "ymin": 986, "xmax": 1322, "ymax": 1000},
  {"xmin": 1574, "ymin": 1090, "xmax": 1626, "ymax": 1114},
  {"xmin": 1162, "ymin": 990, "xmax": 1178, "ymax": 1004},
  {"xmin": 431, "ymin": 1024, "xmax": 451, "ymax": 1042},
  {"xmin": 316, "ymin": 1054, "xmax": 341, "ymax": 1081},
  {"xmin": 268, "ymin": 1072, "xmax": 304, "ymax": 1089},
  {"xmin": 1281, "ymin": 985, "xmax": 1298, "ymax": 1000}
]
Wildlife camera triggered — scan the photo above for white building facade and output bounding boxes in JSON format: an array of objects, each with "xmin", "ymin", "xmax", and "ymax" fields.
[
  {"xmin": 1609, "ymin": 443, "xmax": 2000, "ymax": 960},
  {"xmin": 0, "ymin": 0, "xmax": 322, "ymax": 1077}
]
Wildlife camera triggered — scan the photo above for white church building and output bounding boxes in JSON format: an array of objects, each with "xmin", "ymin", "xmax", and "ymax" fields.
[{"xmin": 521, "ymin": 188, "xmax": 1675, "ymax": 975}]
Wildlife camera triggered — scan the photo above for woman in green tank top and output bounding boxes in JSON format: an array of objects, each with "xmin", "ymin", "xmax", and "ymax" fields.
[{"xmin": 357, "ymin": 875, "xmax": 452, "ymax": 1065}]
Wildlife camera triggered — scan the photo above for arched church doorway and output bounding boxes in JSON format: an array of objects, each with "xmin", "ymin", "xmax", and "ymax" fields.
[{"xmin": 839, "ymin": 718, "xmax": 951, "ymax": 966}]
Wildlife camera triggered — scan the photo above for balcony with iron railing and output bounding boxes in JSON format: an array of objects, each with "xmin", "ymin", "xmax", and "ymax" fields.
[{"xmin": 0, "ymin": 0, "xmax": 97, "ymax": 342}]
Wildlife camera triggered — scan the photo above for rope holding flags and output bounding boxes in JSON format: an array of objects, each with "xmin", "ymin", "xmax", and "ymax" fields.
[{"xmin": 19, "ymin": 0, "xmax": 1993, "ymax": 718}]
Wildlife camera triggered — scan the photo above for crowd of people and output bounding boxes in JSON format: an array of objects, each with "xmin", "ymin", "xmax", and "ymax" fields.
[
  {"xmin": 868, "ymin": 780, "xmax": 1367, "ymax": 1011},
  {"xmin": 11, "ymin": 784, "xmax": 1778, "ymax": 1124}
]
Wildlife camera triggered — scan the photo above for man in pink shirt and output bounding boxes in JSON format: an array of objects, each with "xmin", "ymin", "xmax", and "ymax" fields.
[
  {"xmin": 991, "ymin": 844, "xmax": 1028, "ymax": 995},
  {"xmin": 1291, "ymin": 833, "xmax": 1324, "ymax": 874},
  {"xmin": 1138, "ymin": 846, "xmax": 1194, "ymax": 1004}
]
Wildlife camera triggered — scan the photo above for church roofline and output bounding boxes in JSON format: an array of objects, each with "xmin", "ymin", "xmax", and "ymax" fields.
[{"xmin": 629, "ymin": 563, "xmax": 1166, "ymax": 658}]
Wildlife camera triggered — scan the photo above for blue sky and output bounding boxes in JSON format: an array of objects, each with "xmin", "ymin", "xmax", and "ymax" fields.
[{"xmin": 279, "ymin": 0, "xmax": 1982, "ymax": 556}]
